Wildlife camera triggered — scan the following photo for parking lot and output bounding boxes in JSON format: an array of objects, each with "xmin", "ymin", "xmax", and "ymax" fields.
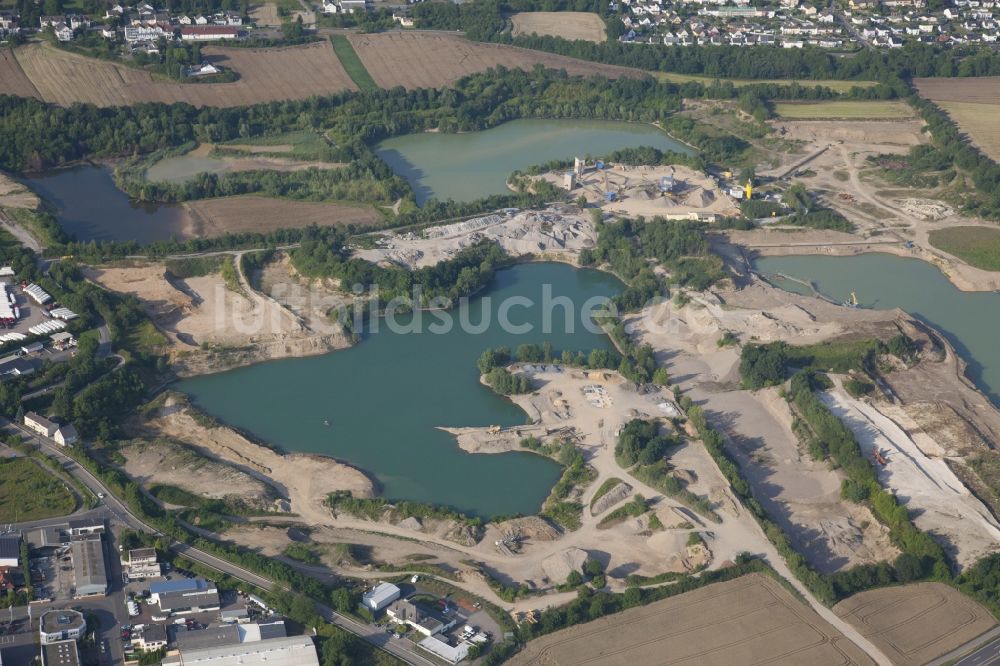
[{"xmin": 30, "ymin": 550, "xmax": 76, "ymax": 600}]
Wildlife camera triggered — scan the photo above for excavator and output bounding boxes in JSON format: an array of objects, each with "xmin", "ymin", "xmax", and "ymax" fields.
[{"xmin": 872, "ymin": 446, "xmax": 888, "ymax": 466}]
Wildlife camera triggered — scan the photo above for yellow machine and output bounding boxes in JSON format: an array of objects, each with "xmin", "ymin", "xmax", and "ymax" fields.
[
  {"xmin": 849, "ymin": 291, "xmax": 859, "ymax": 307},
  {"xmin": 744, "ymin": 180, "xmax": 753, "ymax": 200}
]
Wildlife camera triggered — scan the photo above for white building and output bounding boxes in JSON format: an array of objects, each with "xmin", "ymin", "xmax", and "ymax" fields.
[
  {"xmin": 39, "ymin": 610, "xmax": 86, "ymax": 644},
  {"xmin": 161, "ymin": 635, "xmax": 320, "ymax": 666},
  {"xmin": 180, "ymin": 25, "xmax": 240, "ymax": 40},
  {"xmin": 127, "ymin": 547, "xmax": 161, "ymax": 579},
  {"xmin": 24, "ymin": 411, "xmax": 57, "ymax": 438},
  {"xmin": 362, "ymin": 582, "xmax": 400, "ymax": 611}
]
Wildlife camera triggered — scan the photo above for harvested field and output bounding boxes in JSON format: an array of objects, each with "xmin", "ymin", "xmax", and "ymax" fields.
[
  {"xmin": 249, "ymin": 2, "xmax": 281, "ymax": 26},
  {"xmin": 913, "ymin": 76, "xmax": 1000, "ymax": 104},
  {"xmin": 510, "ymin": 12, "xmax": 607, "ymax": 42},
  {"xmin": 184, "ymin": 196, "xmax": 381, "ymax": 237},
  {"xmin": 774, "ymin": 101, "xmax": 914, "ymax": 120},
  {"xmin": 509, "ymin": 573, "xmax": 875, "ymax": 665},
  {"xmin": 938, "ymin": 101, "xmax": 1000, "ymax": 162},
  {"xmin": 834, "ymin": 583, "xmax": 997, "ymax": 666},
  {"xmin": 11, "ymin": 41, "xmax": 355, "ymax": 107},
  {"xmin": 347, "ymin": 32, "xmax": 641, "ymax": 90},
  {"xmin": 0, "ymin": 48, "xmax": 40, "ymax": 99}
]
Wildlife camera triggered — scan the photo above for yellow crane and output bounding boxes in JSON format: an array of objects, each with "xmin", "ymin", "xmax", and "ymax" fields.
[
  {"xmin": 744, "ymin": 180, "xmax": 753, "ymax": 200},
  {"xmin": 848, "ymin": 291, "xmax": 859, "ymax": 307}
]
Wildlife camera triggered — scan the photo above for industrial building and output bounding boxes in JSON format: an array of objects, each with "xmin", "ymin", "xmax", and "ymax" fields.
[
  {"xmin": 41, "ymin": 640, "xmax": 80, "ymax": 666},
  {"xmin": 151, "ymin": 578, "xmax": 220, "ymax": 615},
  {"xmin": 39, "ymin": 610, "xmax": 86, "ymax": 644},
  {"xmin": 418, "ymin": 635, "xmax": 470, "ymax": 664},
  {"xmin": 0, "ymin": 533, "xmax": 20, "ymax": 568},
  {"xmin": 67, "ymin": 517, "xmax": 104, "ymax": 536},
  {"xmin": 385, "ymin": 599, "xmax": 457, "ymax": 637},
  {"xmin": 133, "ymin": 623, "xmax": 168, "ymax": 651},
  {"xmin": 177, "ymin": 621, "xmax": 287, "ymax": 651},
  {"xmin": 70, "ymin": 534, "xmax": 108, "ymax": 597},
  {"xmin": 161, "ymin": 635, "xmax": 319, "ymax": 666},
  {"xmin": 126, "ymin": 547, "xmax": 161, "ymax": 579},
  {"xmin": 362, "ymin": 582, "xmax": 400, "ymax": 611}
]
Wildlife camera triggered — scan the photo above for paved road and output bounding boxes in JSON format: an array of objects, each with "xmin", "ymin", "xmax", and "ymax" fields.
[
  {"xmin": 4, "ymin": 417, "xmax": 431, "ymax": 666},
  {"xmin": 956, "ymin": 638, "xmax": 1000, "ymax": 666},
  {"xmin": 928, "ymin": 627, "xmax": 1000, "ymax": 666}
]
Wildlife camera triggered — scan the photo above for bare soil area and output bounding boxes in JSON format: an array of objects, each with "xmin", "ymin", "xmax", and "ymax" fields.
[
  {"xmin": 747, "ymin": 118, "xmax": 1000, "ymax": 293},
  {"xmin": 355, "ymin": 206, "xmax": 596, "ymax": 269},
  {"xmin": 509, "ymin": 573, "xmax": 875, "ymax": 666},
  {"xmin": 184, "ymin": 196, "xmax": 380, "ymax": 238},
  {"xmin": 536, "ymin": 163, "xmax": 738, "ymax": 220},
  {"xmin": 119, "ymin": 437, "xmax": 276, "ymax": 508},
  {"xmin": 834, "ymin": 582, "xmax": 997, "ymax": 666},
  {"xmin": 0, "ymin": 171, "xmax": 40, "ymax": 209},
  {"xmin": 253, "ymin": 252, "xmax": 355, "ymax": 333},
  {"xmin": 510, "ymin": 12, "xmax": 607, "ymax": 42},
  {"xmin": 347, "ymin": 32, "xmax": 641, "ymax": 90},
  {"xmin": 629, "ymin": 294, "xmax": 900, "ymax": 573},
  {"xmin": 11, "ymin": 41, "xmax": 355, "ymax": 107},
  {"xmin": 821, "ymin": 385, "xmax": 1000, "ymax": 568},
  {"xmin": 128, "ymin": 393, "xmax": 375, "ymax": 520},
  {"xmin": 83, "ymin": 260, "xmax": 351, "ymax": 375}
]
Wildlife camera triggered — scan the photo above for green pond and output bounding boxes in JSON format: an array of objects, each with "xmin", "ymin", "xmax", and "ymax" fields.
[
  {"xmin": 375, "ymin": 119, "xmax": 694, "ymax": 206},
  {"xmin": 145, "ymin": 154, "xmax": 232, "ymax": 183},
  {"xmin": 756, "ymin": 253, "xmax": 1000, "ymax": 406},
  {"xmin": 177, "ymin": 262, "xmax": 623, "ymax": 517}
]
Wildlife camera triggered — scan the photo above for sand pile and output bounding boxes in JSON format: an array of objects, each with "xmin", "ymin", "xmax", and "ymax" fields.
[
  {"xmin": 683, "ymin": 187, "xmax": 715, "ymax": 207},
  {"xmin": 542, "ymin": 547, "xmax": 588, "ymax": 583}
]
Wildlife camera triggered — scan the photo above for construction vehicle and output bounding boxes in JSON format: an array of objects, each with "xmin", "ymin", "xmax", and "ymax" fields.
[
  {"xmin": 846, "ymin": 291, "xmax": 859, "ymax": 308},
  {"xmin": 744, "ymin": 180, "xmax": 753, "ymax": 200},
  {"xmin": 872, "ymin": 446, "xmax": 887, "ymax": 465},
  {"xmin": 487, "ymin": 425, "xmax": 501, "ymax": 434}
]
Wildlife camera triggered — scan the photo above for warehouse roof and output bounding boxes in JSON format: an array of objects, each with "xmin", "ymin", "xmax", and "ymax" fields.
[
  {"xmin": 0, "ymin": 533, "xmax": 20, "ymax": 561},
  {"xmin": 165, "ymin": 635, "xmax": 319, "ymax": 666},
  {"xmin": 71, "ymin": 536, "xmax": 107, "ymax": 595},
  {"xmin": 177, "ymin": 624, "xmax": 240, "ymax": 651},
  {"xmin": 42, "ymin": 640, "xmax": 80, "ymax": 666}
]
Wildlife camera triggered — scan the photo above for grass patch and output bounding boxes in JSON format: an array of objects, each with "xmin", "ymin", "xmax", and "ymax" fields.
[
  {"xmin": 165, "ymin": 256, "xmax": 225, "ymax": 278},
  {"xmin": 330, "ymin": 35, "xmax": 377, "ymax": 90},
  {"xmin": 929, "ymin": 226, "xmax": 1000, "ymax": 271},
  {"xmin": 597, "ymin": 494, "xmax": 647, "ymax": 529},
  {"xmin": 127, "ymin": 319, "xmax": 168, "ymax": 354},
  {"xmin": 774, "ymin": 101, "xmax": 913, "ymax": 120},
  {"xmin": 283, "ymin": 542, "xmax": 322, "ymax": 565},
  {"xmin": 0, "ymin": 457, "xmax": 76, "ymax": 522},
  {"xmin": 218, "ymin": 130, "xmax": 335, "ymax": 160},
  {"xmin": 652, "ymin": 72, "xmax": 877, "ymax": 93},
  {"xmin": 589, "ymin": 477, "xmax": 624, "ymax": 511}
]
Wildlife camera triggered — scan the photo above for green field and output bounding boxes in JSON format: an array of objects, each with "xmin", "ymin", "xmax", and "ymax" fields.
[
  {"xmin": 0, "ymin": 457, "xmax": 76, "ymax": 523},
  {"xmin": 929, "ymin": 226, "xmax": 1000, "ymax": 271},
  {"xmin": 218, "ymin": 130, "xmax": 335, "ymax": 160},
  {"xmin": 330, "ymin": 35, "xmax": 377, "ymax": 91},
  {"xmin": 774, "ymin": 101, "xmax": 913, "ymax": 119},
  {"xmin": 653, "ymin": 72, "xmax": 877, "ymax": 93}
]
